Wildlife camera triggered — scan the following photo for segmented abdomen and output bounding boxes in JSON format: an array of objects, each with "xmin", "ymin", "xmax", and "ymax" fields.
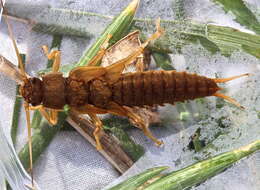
[{"xmin": 111, "ymin": 70, "xmax": 220, "ymax": 107}]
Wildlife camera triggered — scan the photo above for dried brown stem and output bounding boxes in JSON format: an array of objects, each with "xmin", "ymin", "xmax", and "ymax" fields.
[{"xmin": 67, "ymin": 111, "xmax": 134, "ymax": 173}]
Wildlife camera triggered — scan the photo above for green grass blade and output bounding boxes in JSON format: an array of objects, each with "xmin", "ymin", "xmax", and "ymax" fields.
[
  {"xmin": 213, "ymin": 0, "xmax": 260, "ymax": 34},
  {"xmin": 144, "ymin": 140, "xmax": 260, "ymax": 190},
  {"xmin": 108, "ymin": 166, "xmax": 168, "ymax": 190},
  {"xmin": 38, "ymin": 0, "xmax": 140, "ymax": 75}
]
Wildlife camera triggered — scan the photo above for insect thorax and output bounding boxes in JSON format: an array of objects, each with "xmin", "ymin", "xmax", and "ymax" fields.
[
  {"xmin": 65, "ymin": 77, "xmax": 89, "ymax": 107},
  {"xmin": 89, "ymin": 79, "xmax": 112, "ymax": 108},
  {"xmin": 41, "ymin": 72, "xmax": 66, "ymax": 109}
]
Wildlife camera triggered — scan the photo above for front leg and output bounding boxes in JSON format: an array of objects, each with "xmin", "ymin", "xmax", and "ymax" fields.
[
  {"xmin": 42, "ymin": 45, "xmax": 61, "ymax": 72},
  {"xmin": 29, "ymin": 105, "xmax": 59, "ymax": 125}
]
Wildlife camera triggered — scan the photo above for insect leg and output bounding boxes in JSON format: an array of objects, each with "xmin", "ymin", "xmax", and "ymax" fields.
[
  {"xmin": 135, "ymin": 56, "xmax": 144, "ymax": 72},
  {"xmin": 87, "ymin": 113, "xmax": 104, "ymax": 150},
  {"xmin": 29, "ymin": 105, "xmax": 58, "ymax": 125},
  {"xmin": 38, "ymin": 108, "xmax": 58, "ymax": 125},
  {"xmin": 106, "ymin": 102, "xmax": 163, "ymax": 146},
  {"xmin": 141, "ymin": 18, "xmax": 164, "ymax": 48},
  {"xmin": 49, "ymin": 109, "xmax": 58, "ymax": 125},
  {"xmin": 24, "ymin": 102, "xmax": 35, "ymax": 189},
  {"xmin": 42, "ymin": 46, "xmax": 61, "ymax": 72},
  {"xmin": 71, "ymin": 105, "xmax": 108, "ymax": 150},
  {"xmin": 88, "ymin": 34, "xmax": 112, "ymax": 66}
]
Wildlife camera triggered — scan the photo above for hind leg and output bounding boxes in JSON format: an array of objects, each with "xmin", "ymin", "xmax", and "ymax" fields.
[
  {"xmin": 71, "ymin": 105, "xmax": 108, "ymax": 150},
  {"xmin": 88, "ymin": 113, "xmax": 104, "ymax": 150},
  {"xmin": 106, "ymin": 102, "xmax": 163, "ymax": 146}
]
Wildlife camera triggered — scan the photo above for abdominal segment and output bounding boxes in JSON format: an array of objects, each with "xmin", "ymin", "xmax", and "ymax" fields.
[{"xmin": 110, "ymin": 70, "xmax": 220, "ymax": 107}]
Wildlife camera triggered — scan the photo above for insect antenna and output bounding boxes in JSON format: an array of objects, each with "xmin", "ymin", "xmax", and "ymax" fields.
[
  {"xmin": 1, "ymin": 0, "xmax": 34, "ymax": 189},
  {"xmin": 212, "ymin": 73, "xmax": 250, "ymax": 109},
  {"xmin": 24, "ymin": 102, "xmax": 35, "ymax": 189}
]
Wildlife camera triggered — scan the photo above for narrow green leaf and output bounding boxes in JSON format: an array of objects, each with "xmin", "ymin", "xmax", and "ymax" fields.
[
  {"xmin": 242, "ymin": 45, "xmax": 260, "ymax": 58},
  {"xmin": 188, "ymin": 35, "xmax": 220, "ymax": 54},
  {"xmin": 206, "ymin": 24, "xmax": 260, "ymax": 58},
  {"xmin": 144, "ymin": 140, "xmax": 260, "ymax": 190},
  {"xmin": 38, "ymin": 0, "xmax": 140, "ymax": 75},
  {"xmin": 213, "ymin": 0, "xmax": 260, "ymax": 34},
  {"xmin": 108, "ymin": 166, "xmax": 169, "ymax": 190}
]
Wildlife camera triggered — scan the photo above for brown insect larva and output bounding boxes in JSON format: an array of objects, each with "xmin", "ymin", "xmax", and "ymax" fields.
[
  {"xmin": 20, "ymin": 61, "xmax": 249, "ymax": 147},
  {"xmin": 2, "ymin": 13, "xmax": 248, "ymax": 151}
]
